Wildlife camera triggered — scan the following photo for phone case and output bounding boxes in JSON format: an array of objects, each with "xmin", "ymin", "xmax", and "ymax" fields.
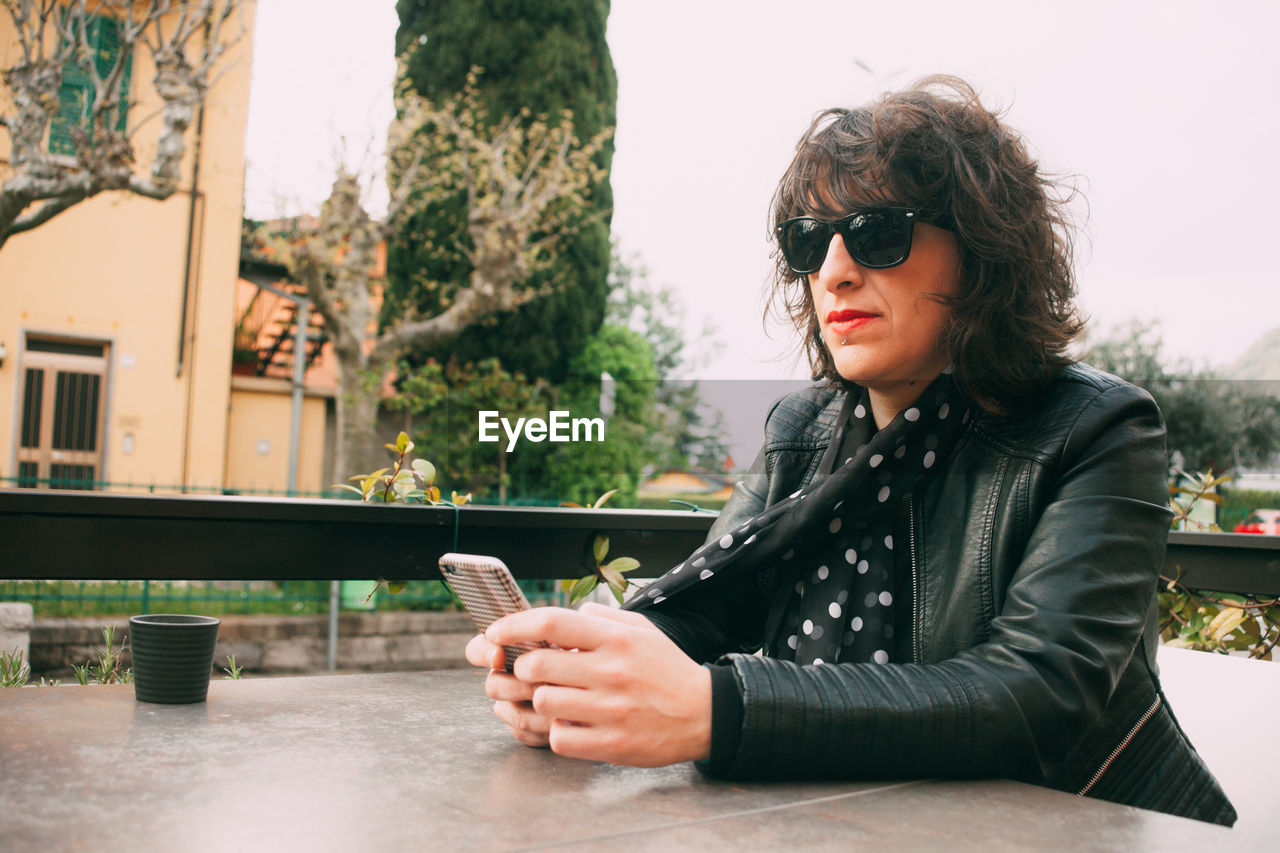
[{"xmin": 438, "ymin": 552, "xmax": 547, "ymax": 672}]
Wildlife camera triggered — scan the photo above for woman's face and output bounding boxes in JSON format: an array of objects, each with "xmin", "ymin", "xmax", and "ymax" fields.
[{"xmin": 807, "ymin": 217, "xmax": 960, "ymax": 395}]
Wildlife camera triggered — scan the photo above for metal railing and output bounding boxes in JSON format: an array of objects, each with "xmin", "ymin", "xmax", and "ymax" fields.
[
  {"xmin": 0, "ymin": 489, "xmax": 707, "ymax": 669},
  {"xmin": 2, "ymin": 489, "xmax": 1277, "ymax": 626},
  {"xmin": 0, "ymin": 490, "xmax": 713, "ymax": 582}
]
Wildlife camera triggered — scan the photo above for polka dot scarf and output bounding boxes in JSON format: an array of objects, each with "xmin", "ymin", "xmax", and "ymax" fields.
[{"xmin": 625, "ymin": 372, "xmax": 971, "ymax": 667}]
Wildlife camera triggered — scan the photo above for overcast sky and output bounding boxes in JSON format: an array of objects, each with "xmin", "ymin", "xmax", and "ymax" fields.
[{"xmin": 243, "ymin": 0, "xmax": 1280, "ymax": 387}]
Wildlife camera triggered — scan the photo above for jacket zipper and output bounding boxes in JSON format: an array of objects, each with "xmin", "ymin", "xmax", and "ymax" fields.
[
  {"xmin": 908, "ymin": 495, "xmax": 920, "ymax": 664},
  {"xmin": 1077, "ymin": 695, "xmax": 1161, "ymax": 796}
]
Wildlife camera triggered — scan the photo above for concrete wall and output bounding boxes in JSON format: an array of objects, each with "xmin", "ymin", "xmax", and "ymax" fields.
[
  {"xmin": 28, "ymin": 611, "xmax": 475, "ymax": 678},
  {"xmin": 0, "ymin": 602, "xmax": 32, "ymax": 661}
]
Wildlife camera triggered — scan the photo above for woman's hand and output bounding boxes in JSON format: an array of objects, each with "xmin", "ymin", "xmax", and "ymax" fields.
[
  {"xmin": 464, "ymin": 632, "xmax": 552, "ymax": 748},
  {"xmin": 482, "ymin": 602, "xmax": 712, "ymax": 767}
]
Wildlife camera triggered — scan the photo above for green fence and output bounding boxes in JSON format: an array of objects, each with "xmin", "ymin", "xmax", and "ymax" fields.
[
  {"xmin": 1, "ymin": 580, "xmax": 329, "ymax": 617},
  {"xmin": 0, "ymin": 474, "xmax": 336, "ymax": 498},
  {"xmin": 0, "ymin": 579, "xmax": 560, "ymax": 619}
]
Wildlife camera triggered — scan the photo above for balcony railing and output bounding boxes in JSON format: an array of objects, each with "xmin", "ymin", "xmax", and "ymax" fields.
[{"xmin": 2, "ymin": 490, "xmax": 1278, "ymax": 596}]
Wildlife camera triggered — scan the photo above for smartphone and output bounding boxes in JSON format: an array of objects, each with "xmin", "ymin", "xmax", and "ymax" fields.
[{"xmin": 439, "ymin": 552, "xmax": 548, "ymax": 672}]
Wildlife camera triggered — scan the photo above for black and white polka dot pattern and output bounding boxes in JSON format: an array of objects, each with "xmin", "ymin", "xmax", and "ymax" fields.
[{"xmin": 625, "ymin": 374, "xmax": 972, "ymax": 668}]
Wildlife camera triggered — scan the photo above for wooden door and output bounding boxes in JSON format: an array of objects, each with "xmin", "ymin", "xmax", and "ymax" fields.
[{"xmin": 16, "ymin": 340, "xmax": 108, "ymax": 490}]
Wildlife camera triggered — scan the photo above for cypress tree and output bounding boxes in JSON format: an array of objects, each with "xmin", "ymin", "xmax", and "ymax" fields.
[{"xmin": 387, "ymin": 0, "xmax": 617, "ymax": 381}]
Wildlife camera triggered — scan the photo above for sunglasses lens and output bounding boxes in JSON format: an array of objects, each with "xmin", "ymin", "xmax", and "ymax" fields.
[
  {"xmin": 844, "ymin": 210, "xmax": 913, "ymax": 268},
  {"xmin": 780, "ymin": 210, "xmax": 916, "ymax": 273},
  {"xmin": 779, "ymin": 218, "xmax": 832, "ymax": 274}
]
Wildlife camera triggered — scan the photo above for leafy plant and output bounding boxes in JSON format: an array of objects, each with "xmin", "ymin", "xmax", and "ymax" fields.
[
  {"xmin": 1, "ymin": 647, "xmax": 30, "ymax": 687},
  {"xmin": 1169, "ymin": 469, "xmax": 1229, "ymax": 526},
  {"xmin": 72, "ymin": 626, "xmax": 133, "ymax": 685},
  {"xmin": 71, "ymin": 662, "xmax": 91, "ymax": 685},
  {"xmin": 337, "ymin": 431, "xmax": 471, "ymax": 598},
  {"xmin": 560, "ymin": 490, "xmax": 643, "ymax": 605},
  {"xmin": 336, "ymin": 431, "xmax": 470, "ymax": 507},
  {"xmin": 222, "ymin": 655, "xmax": 243, "ymax": 680},
  {"xmin": 1159, "ymin": 470, "xmax": 1280, "ymax": 659}
]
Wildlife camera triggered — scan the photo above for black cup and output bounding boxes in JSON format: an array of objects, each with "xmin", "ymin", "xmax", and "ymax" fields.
[{"xmin": 129, "ymin": 614, "xmax": 221, "ymax": 704}]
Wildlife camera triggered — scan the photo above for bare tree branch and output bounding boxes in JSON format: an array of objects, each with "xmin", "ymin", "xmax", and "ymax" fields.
[
  {"xmin": 263, "ymin": 67, "xmax": 613, "ymax": 475},
  {"xmin": 7, "ymin": 193, "xmax": 84, "ymax": 234},
  {"xmin": 0, "ymin": 0, "xmax": 246, "ymax": 250}
]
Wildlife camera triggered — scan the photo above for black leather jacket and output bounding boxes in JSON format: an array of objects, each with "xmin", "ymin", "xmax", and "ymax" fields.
[{"xmin": 645, "ymin": 364, "xmax": 1235, "ymax": 825}]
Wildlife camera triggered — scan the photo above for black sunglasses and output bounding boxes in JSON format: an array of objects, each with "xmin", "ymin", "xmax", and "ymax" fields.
[{"xmin": 775, "ymin": 207, "xmax": 919, "ymax": 275}]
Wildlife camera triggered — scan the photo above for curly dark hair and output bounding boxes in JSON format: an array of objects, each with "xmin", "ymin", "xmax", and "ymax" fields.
[{"xmin": 768, "ymin": 75, "xmax": 1084, "ymax": 414}]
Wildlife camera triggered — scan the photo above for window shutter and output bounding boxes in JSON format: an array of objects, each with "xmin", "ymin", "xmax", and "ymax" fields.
[
  {"xmin": 48, "ymin": 14, "xmax": 133, "ymax": 156},
  {"xmin": 48, "ymin": 60, "xmax": 90, "ymax": 156},
  {"xmin": 91, "ymin": 15, "xmax": 132, "ymax": 135},
  {"xmin": 115, "ymin": 29, "xmax": 132, "ymax": 134}
]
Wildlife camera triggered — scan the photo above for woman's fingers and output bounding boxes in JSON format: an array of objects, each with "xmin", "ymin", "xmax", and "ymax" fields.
[
  {"xmin": 478, "ymin": 605, "xmax": 712, "ymax": 766},
  {"xmin": 464, "ymin": 633, "xmax": 504, "ymax": 670},
  {"xmin": 492, "ymin": 700, "xmax": 551, "ymax": 747},
  {"xmin": 530, "ymin": 683, "xmax": 597, "ymax": 722},
  {"xmin": 576, "ymin": 601, "xmax": 654, "ymax": 627},
  {"xmin": 487, "ymin": 606, "xmax": 619, "ymax": 654},
  {"xmin": 485, "ymin": 669, "xmax": 535, "ymax": 703},
  {"xmin": 488, "ymin": 677, "xmax": 552, "ymax": 748},
  {"xmin": 472, "ymin": 635, "xmax": 550, "ymax": 748},
  {"xmin": 511, "ymin": 647, "xmax": 601, "ymax": 689},
  {"xmin": 510, "ymin": 727, "xmax": 551, "ymax": 748},
  {"xmin": 544, "ymin": 718, "xmax": 668, "ymax": 767}
]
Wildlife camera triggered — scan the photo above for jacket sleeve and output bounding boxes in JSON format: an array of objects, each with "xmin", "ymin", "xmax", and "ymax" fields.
[{"xmin": 713, "ymin": 382, "xmax": 1173, "ymax": 783}]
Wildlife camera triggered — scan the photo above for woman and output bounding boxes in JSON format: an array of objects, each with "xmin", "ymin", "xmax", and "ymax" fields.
[{"xmin": 465, "ymin": 76, "xmax": 1236, "ymax": 825}]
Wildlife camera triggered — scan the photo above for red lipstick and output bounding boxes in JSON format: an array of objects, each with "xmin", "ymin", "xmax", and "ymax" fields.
[
  {"xmin": 828, "ymin": 310, "xmax": 875, "ymax": 323},
  {"xmin": 827, "ymin": 309, "xmax": 877, "ymax": 335}
]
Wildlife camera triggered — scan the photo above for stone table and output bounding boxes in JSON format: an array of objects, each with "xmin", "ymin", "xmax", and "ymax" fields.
[{"xmin": 0, "ymin": 647, "xmax": 1267, "ymax": 852}]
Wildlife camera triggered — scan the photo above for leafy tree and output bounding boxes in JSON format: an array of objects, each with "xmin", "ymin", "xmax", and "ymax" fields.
[
  {"xmin": 390, "ymin": 247, "xmax": 731, "ymax": 507},
  {"xmin": 387, "ymin": 0, "xmax": 616, "ymax": 381},
  {"xmin": 1087, "ymin": 321, "xmax": 1280, "ymax": 473},
  {"xmin": 652, "ymin": 381, "xmax": 733, "ymax": 473},
  {"xmin": 390, "ymin": 327, "xmax": 659, "ymax": 507},
  {"xmin": 386, "ymin": 356, "xmax": 547, "ymax": 501},
  {"xmin": 0, "ymin": 0, "xmax": 243, "ymax": 250},
  {"xmin": 539, "ymin": 324, "xmax": 660, "ymax": 505},
  {"xmin": 606, "ymin": 250, "xmax": 731, "ymax": 473},
  {"xmin": 529, "ymin": 252, "xmax": 734, "ymax": 503},
  {"xmin": 257, "ymin": 70, "xmax": 610, "ymax": 478}
]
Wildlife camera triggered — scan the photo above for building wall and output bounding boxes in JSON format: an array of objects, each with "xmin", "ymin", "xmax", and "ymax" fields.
[
  {"xmin": 224, "ymin": 379, "xmax": 329, "ymax": 495},
  {"xmin": 0, "ymin": 2, "xmax": 258, "ymax": 491}
]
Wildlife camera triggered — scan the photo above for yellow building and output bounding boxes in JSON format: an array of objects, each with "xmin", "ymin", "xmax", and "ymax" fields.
[
  {"xmin": 0, "ymin": 2, "xmax": 271, "ymax": 494},
  {"xmin": 224, "ymin": 245, "xmax": 378, "ymax": 496}
]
